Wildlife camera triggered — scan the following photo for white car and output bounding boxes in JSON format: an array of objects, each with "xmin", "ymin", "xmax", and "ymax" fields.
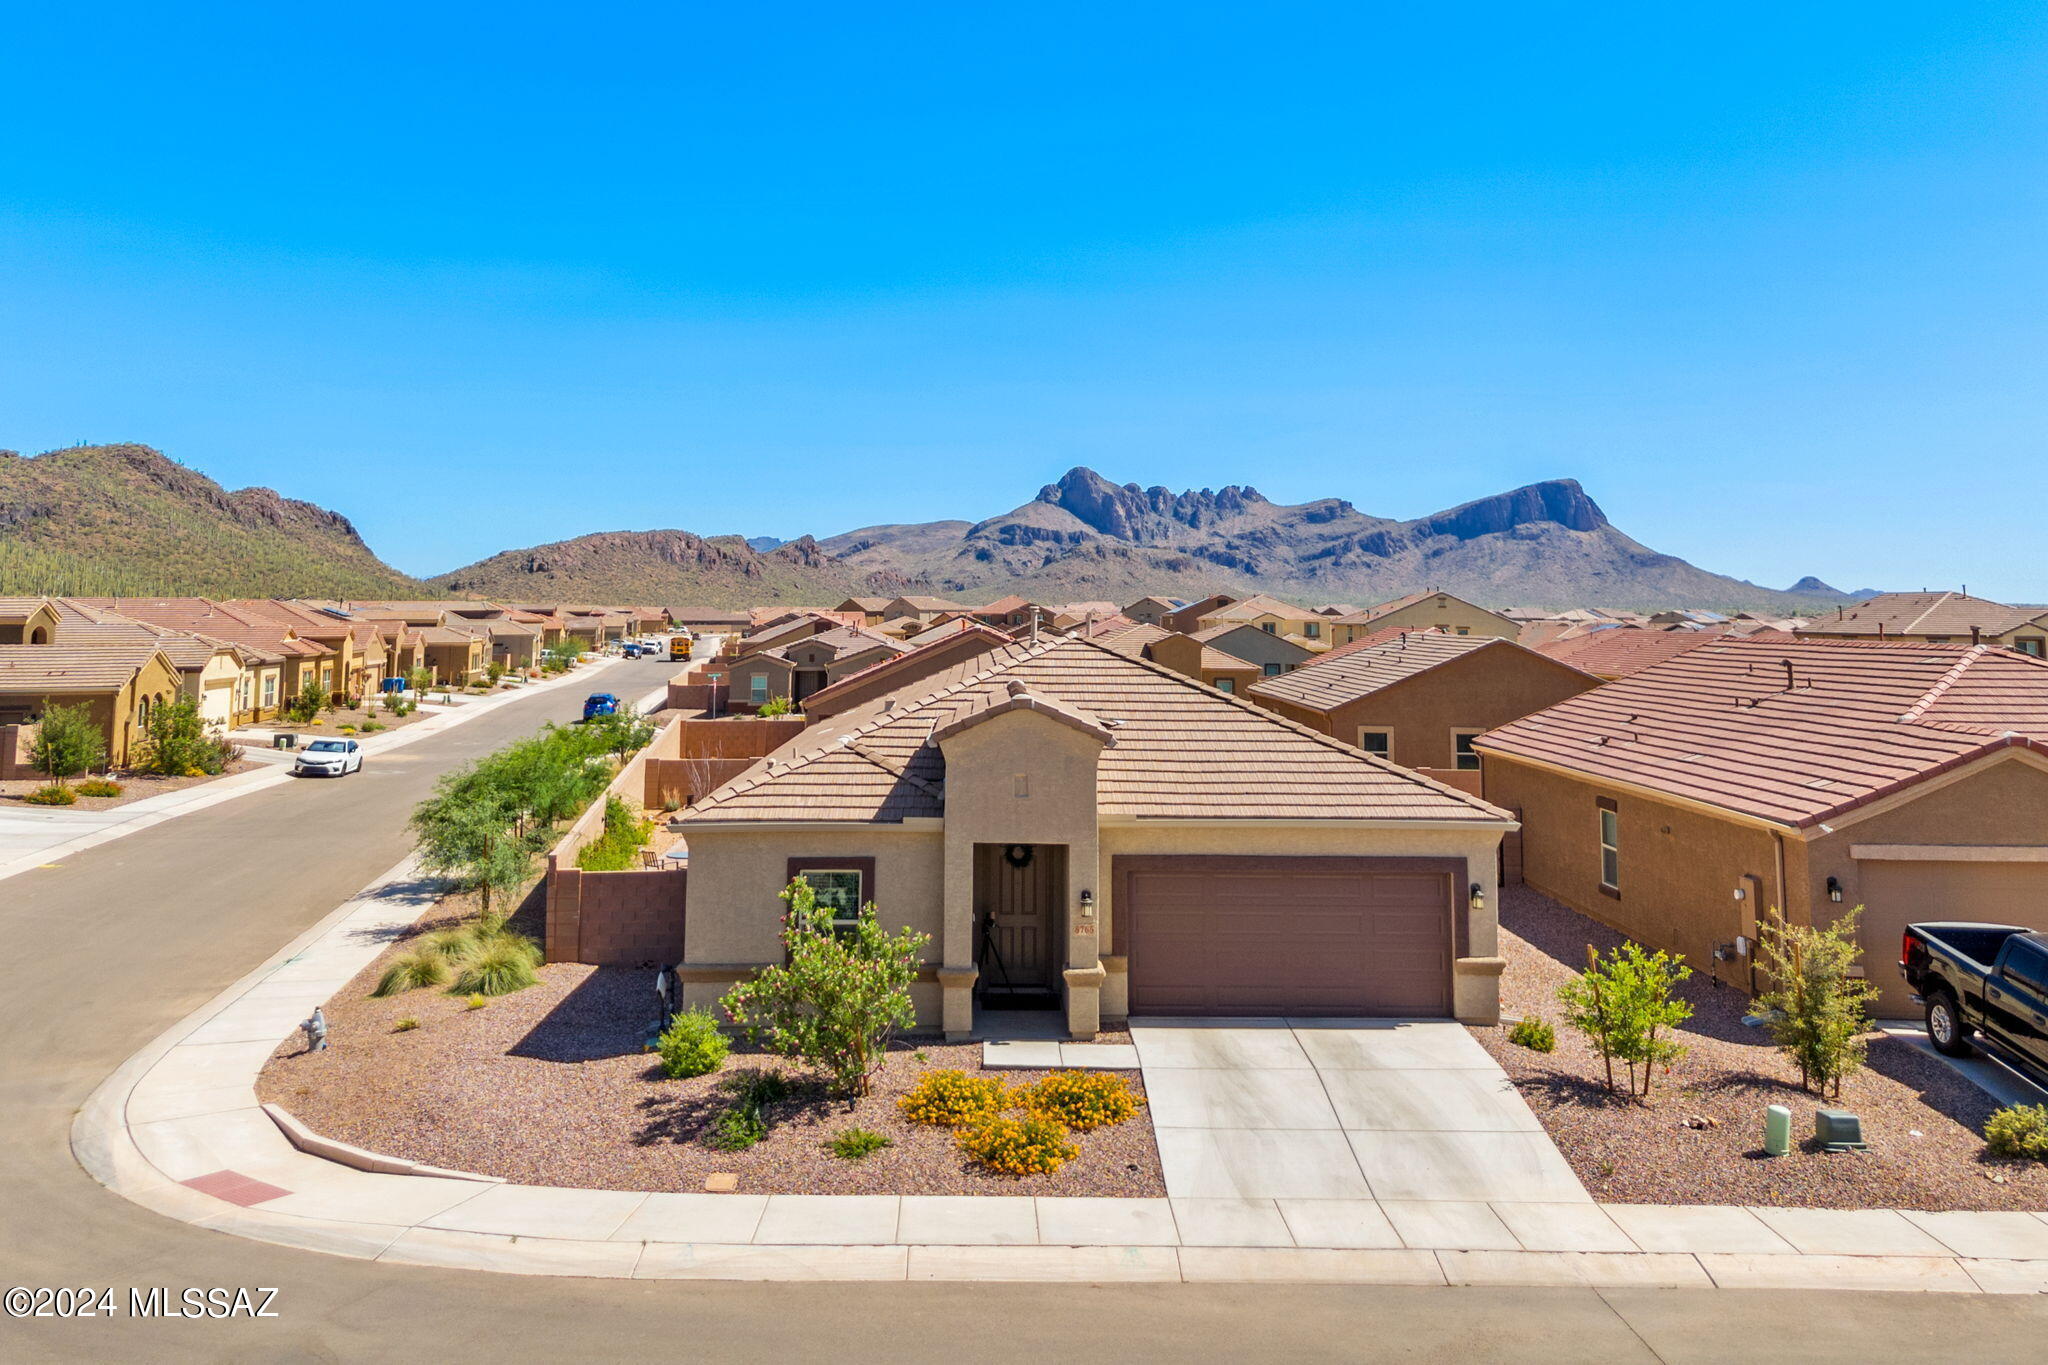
[{"xmin": 294, "ymin": 738, "xmax": 363, "ymax": 777}]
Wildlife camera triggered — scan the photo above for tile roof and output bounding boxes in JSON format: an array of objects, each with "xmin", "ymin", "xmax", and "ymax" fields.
[
  {"xmin": 1199, "ymin": 593, "xmax": 1309, "ymax": 623},
  {"xmin": 1534, "ymin": 626, "xmax": 1726, "ymax": 679},
  {"xmin": 1477, "ymin": 636, "xmax": 2048, "ymax": 828},
  {"xmin": 1795, "ymin": 591, "xmax": 2045, "ymax": 640},
  {"xmin": 680, "ymin": 637, "xmax": 1511, "ymax": 826},
  {"xmin": 0, "ymin": 597, "xmax": 55, "ymax": 625},
  {"xmin": 799, "ymin": 625, "xmax": 1012, "ymax": 714},
  {"xmin": 1249, "ymin": 631, "xmax": 1510, "ymax": 711},
  {"xmin": 0, "ymin": 643, "xmax": 172, "ymax": 693},
  {"xmin": 49, "ymin": 600, "xmax": 244, "ymax": 671},
  {"xmin": 1333, "ymin": 590, "xmax": 1504, "ymax": 626},
  {"xmin": 73, "ymin": 598, "xmax": 325, "ymax": 659}
]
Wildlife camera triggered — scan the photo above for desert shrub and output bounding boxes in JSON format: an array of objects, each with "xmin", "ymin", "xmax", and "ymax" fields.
[
  {"xmin": 957, "ymin": 1114, "xmax": 1078, "ymax": 1177},
  {"xmin": 451, "ymin": 937, "xmax": 540, "ymax": 996},
  {"xmin": 465, "ymin": 993, "xmax": 488, "ymax": 1010},
  {"xmin": 1985, "ymin": 1104, "xmax": 2048, "ymax": 1161},
  {"xmin": 829, "ymin": 1127, "xmax": 892, "ymax": 1161},
  {"xmin": 898, "ymin": 1069, "xmax": 1010, "ymax": 1127},
  {"xmin": 30, "ymin": 701, "xmax": 105, "ymax": 780},
  {"xmin": 361, "ymin": 720, "xmax": 386, "ymax": 732},
  {"xmin": 487, "ymin": 661, "xmax": 506, "ymax": 685},
  {"xmin": 1748, "ymin": 905, "xmax": 1881, "ymax": 1098},
  {"xmin": 420, "ymin": 926, "xmax": 481, "ymax": 960},
  {"xmin": 284, "ymin": 678, "xmax": 326, "ymax": 724},
  {"xmin": 575, "ymin": 795, "xmax": 654, "ymax": 871},
  {"xmin": 76, "ymin": 777, "xmax": 124, "ymax": 797},
  {"xmin": 374, "ymin": 949, "xmax": 450, "ymax": 997},
  {"xmin": 757, "ymin": 694, "xmax": 793, "ymax": 717},
  {"xmin": 657, "ymin": 1007, "xmax": 730, "ymax": 1079},
  {"xmin": 1558, "ymin": 941, "xmax": 1693, "ymax": 1100},
  {"xmin": 393, "ymin": 1017, "xmax": 420, "ymax": 1032},
  {"xmin": 706, "ymin": 1104, "xmax": 766, "ymax": 1151},
  {"xmin": 22, "ymin": 784, "xmax": 77, "ymax": 805},
  {"xmin": 1509, "ymin": 1016, "xmax": 1557, "ymax": 1052},
  {"xmin": 339, "ymin": 724, "xmax": 357, "ymax": 735},
  {"xmin": 1021, "ymin": 1071, "xmax": 1142, "ymax": 1131},
  {"xmin": 722, "ymin": 877, "xmax": 927, "ymax": 1097}
]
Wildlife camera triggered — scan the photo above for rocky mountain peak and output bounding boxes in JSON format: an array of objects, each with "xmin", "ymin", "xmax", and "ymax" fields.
[
  {"xmin": 1033, "ymin": 466, "xmax": 1269, "ymax": 541},
  {"xmin": 1410, "ymin": 479, "xmax": 1607, "ymax": 541}
]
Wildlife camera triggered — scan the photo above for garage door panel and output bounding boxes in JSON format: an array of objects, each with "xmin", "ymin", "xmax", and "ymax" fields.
[
  {"xmin": 1119, "ymin": 857, "xmax": 1454, "ymax": 1018},
  {"xmin": 1858, "ymin": 859, "xmax": 2048, "ymax": 1017}
]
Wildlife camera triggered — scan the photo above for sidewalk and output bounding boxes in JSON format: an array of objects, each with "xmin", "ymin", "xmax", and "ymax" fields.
[
  {"xmin": 72, "ymin": 858, "xmax": 2048, "ymax": 1288},
  {"xmin": 0, "ymin": 660, "xmax": 655, "ymax": 886}
]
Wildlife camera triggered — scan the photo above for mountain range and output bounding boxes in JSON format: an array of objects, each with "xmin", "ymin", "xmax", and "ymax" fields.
[{"xmin": 2, "ymin": 442, "xmax": 1878, "ymax": 611}]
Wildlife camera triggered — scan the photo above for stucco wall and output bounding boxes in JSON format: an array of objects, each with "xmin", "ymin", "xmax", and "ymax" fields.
[
  {"xmin": 1484, "ymin": 754, "xmax": 1782, "ymax": 986},
  {"xmin": 1339, "ymin": 596, "xmax": 1515, "ymax": 643}
]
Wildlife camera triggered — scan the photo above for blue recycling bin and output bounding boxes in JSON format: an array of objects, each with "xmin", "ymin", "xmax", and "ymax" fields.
[{"xmin": 380, "ymin": 677, "xmax": 407, "ymax": 693}]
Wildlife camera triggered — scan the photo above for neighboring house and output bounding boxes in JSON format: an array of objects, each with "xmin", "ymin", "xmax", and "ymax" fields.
[
  {"xmin": 223, "ymin": 600, "xmax": 361, "ymax": 698},
  {"xmin": 1477, "ymin": 637, "xmax": 2048, "ymax": 1015},
  {"xmin": 880, "ymin": 595, "xmax": 975, "ymax": 627},
  {"xmin": 1188, "ymin": 622, "xmax": 1316, "ymax": 677},
  {"xmin": 1194, "ymin": 593, "xmax": 1333, "ymax": 648},
  {"xmin": 1160, "ymin": 594, "xmax": 1236, "ymax": 635},
  {"xmin": 1047, "ymin": 601, "xmax": 1122, "ymax": 631},
  {"xmin": 674, "ymin": 635, "xmax": 1516, "ymax": 1039},
  {"xmin": 416, "ymin": 626, "xmax": 488, "ymax": 684},
  {"xmin": 801, "ymin": 624, "xmax": 1011, "ymax": 720},
  {"xmin": 1120, "ymin": 595, "xmax": 1181, "ymax": 627},
  {"xmin": 835, "ymin": 597, "xmax": 895, "ymax": 626},
  {"xmin": 733, "ymin": 611, "xmax": 850, "ymax": 657},
  {"xmin": 75, "ymin": 598, "xmax": 324, "ymax": 715},
  {"xmin": 1249, "ymin": 631, "xmax": 1600, "ymax": 785},
  {"xmin": 971, "ymin": 596, "xmax": 1051, "ymax": 633},
  {"xmin": 50, "ymin": 600, "xmax": 255, "ymax": 729},
  {"xmin": 1144, "ymin": 632, "xmax": 1262, "ymax": 694},
  {"xmin": 726, "ymin": 625, "xmax": 906, "ymax": 711},
  {"xmin": 1796, "ymin": 591, "xmax": 2048, "ymax": 657},
  {"xmin": 1329, "ymin": 591, "xmax": 1517, "ymax": 645},
  {"xmin": 0, "ymin": 643, "xmax": 183, "ymax": 769},
  {"xmin": 669, "ymin": 608, "xmax": 754, "ymax": 634},
  {"xmin": 0, "ymin": 597, "xmax": 60, "ymax": 645},
  {"xmin": 1533, "ymin": 626, "xmax": 1726, "ymax": 681}
]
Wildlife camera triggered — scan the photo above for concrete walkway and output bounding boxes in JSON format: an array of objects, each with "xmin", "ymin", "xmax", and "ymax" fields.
[
  {"xmin": 0, "ymin": 661, "xmax": 659, "ymax": 885},
  {"xmin": 71, "ymin": 858, "xmax": 2048, "ymax": 1289}
]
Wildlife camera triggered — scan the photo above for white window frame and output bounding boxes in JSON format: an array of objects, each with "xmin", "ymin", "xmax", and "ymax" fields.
[
  {"xmin": 1451, "ymin": 729, "xmax": 1484, "ymax": 771},
  {"xmin": 1356, "ymin": 727, "xmax": 1392, "ymax": 760},
  {"xmin": 1598, "ymin": 806, "xmax": 1620, "ymax": 892},
  {"xmin": 749, "ymin": 674, "xmax": 769, "ymax": 704}
]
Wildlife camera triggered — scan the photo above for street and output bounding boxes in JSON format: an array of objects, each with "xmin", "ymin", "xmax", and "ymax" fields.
[{"xmin": 4, "ymin": 652, "xmax": 2046, "ymax": 1362}]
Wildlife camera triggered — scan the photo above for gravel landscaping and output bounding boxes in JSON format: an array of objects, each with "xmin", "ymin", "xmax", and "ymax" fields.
[
  {"xmin": 259, "ymin": 896, "xmax": 1162, "ymax": 1197},
  {"xmin": 0, "ymin": 759, "xmax": 257, "ymax": 811},
  {"xmin": 1473, "ymin": 885, "xmax": 2048, "ymax": 1211}
]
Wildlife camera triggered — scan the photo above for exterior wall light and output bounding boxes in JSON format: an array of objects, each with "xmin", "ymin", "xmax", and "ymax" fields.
[
  {"xmin": 1469, "ymin": 883, "xmax": 1485, "ymax": 913},
  {"xmin": 1732, "ymin": 885, "xmax": 1746, "ymax": 901},
  {"xmin": 1826, "ymin": 876, "xmax": 1844, "ymax": 903},
  {"xmin": 1079, "ymin": 889, "xmax": 1096, "ymax": 919}
]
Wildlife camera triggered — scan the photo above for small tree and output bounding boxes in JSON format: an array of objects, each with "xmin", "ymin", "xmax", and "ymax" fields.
[
  {"xmin": 487, "ymin": 660, "xmax": 507, "ymax": 686},
  {"xmin": 757, "ymin": 694, "xmax": 793, "ymax": 718},
  {"xmin": 721, "ymin": 877, "xmax": 928, "ymax": 1097},
  {"xmin": 31, "ymin": 702, "xmax": 106, "ymax": 782},
  {"xmin": 1558, "ymin": 942, "xmax": 1693, "ymax": 1101},
  {"xmin": 408, "ymin": 666, "xmax": 434, "ymax": 697},
  {"xmin": 137, "ymin": 696, "xmax": 222, "ymax": 776},
  {"xmin": 589, "ymin": 705, "xmax": 655, "ymax": 761},
  {"xmin": 1749, "ymin": 904, "xmax": 1879, "ymax": 1098},
  {"xmin": 284, "ymin": 677, "xmax": 326, "ymax": 725}
]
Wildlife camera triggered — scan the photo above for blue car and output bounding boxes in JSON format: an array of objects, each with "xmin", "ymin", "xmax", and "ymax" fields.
[{"xmin": 582, "ymin": 693, "xmax": 620, "ymax": 721}]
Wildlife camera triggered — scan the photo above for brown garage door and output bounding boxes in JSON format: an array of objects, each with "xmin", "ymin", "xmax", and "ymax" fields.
[
  {"xmin": 1115, "ymin": 856, "xmax": 1457, "ymax": 1017},
  {"xmin": 1858, "ymin": 858, "xmax": 2048, "ymax": 1018}
]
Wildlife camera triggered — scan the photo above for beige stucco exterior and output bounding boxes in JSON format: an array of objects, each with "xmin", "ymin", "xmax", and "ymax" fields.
[{"xmin": 1333, "ymin": 594, "xmax": 1516, "ymax": 645}]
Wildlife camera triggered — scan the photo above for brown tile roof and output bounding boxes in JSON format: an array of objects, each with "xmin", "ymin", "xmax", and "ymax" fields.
[
  {"xmin": 73, "ymin": 598, "xmax": 325, "ymax": 659},
  {"xmin": 1078, "ymin": 620, "xmax": 1170, "ymax": 656},
  {"xmin": 49, "ymin": 600, "xmax": 244, "ymax": 672},
  {"xmin": 1249, "ymin": 632, "xmax": 1520, "ymax": 711},
  {"xmin": 1477, "ymin": 637, "xmax": 2048, "ymax": 828},
  {"xmin": 974, "ymin": 594, "xmax": 1040, "ymax": 615},
  {"xmin": 680, "ymin": 637, "xmax": 1511, "ymax": 826},
  {"xmin": 1199, "ymin": 647, "xmax": 1261, "ymax": 674},
  {"xmin": 0, "ymin": 597, "xmax": 54, "ymax": 625},
  {"xmin": 1199, "ymin": 593, "xmax": 1308, "ymax": 623},
  {"xmin": 1795, "ymin": 591, "xmax": 2045, "ymax": 640},
  {"xmin": 799, "ymin": 625, "xmax": 1012, "ymax": 715},
  {"xmin": 887, "ymin": 595, "xmax": 975, "ymax": 614},
  {"xmin": 0, "ymin": 643, "xmax": 172, "ymax": 693},
  {"xmin": 1534, "ymin": 626, "xmax": 1726, "ymax": 679}
]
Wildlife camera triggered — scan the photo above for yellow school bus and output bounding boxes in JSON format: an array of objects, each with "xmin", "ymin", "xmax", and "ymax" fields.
[{"xmin": 669, "ymin": 635, "xmax": 690, "ymax": 662}]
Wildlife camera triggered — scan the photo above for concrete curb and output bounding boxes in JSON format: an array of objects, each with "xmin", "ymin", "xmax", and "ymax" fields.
[
  {"xmin": 0, "ymin": 658, "xmax": 645, "ymax": 886},
  {"xmin": 66, "ymin": 777, "xmax": 2048, "ymax": 1287}
]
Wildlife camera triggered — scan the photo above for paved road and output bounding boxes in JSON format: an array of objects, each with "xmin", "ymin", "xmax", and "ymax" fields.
[{"xmin": 4, "ymin": 653, "xmax": 2046, "ymax": 1361}]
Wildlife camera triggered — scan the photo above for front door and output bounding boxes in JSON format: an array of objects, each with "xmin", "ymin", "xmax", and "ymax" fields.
[{"xmin": 975, "ymin": 843, "xmax": 1064, "ymax": 1004}]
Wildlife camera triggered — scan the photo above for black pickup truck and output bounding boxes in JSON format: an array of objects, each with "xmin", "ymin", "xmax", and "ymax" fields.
[{"xmin": 1901, "ymin": 922, "xmax": 2048, "ymax": 1079}]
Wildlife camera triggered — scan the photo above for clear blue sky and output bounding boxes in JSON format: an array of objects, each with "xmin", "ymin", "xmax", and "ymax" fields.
[{"xmin": 3, "ymin": 5, "xmax": 2045, "ymax": 595}]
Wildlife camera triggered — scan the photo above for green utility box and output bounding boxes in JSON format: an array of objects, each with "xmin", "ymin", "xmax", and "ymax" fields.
[
  {"xmin": 1763, "ymin": 1104, "xmax": 1791, "ymax": 1157},
  {"xmin": 1816, "ymin": 1110, "xmax": 1867, "ymax": 1151}
]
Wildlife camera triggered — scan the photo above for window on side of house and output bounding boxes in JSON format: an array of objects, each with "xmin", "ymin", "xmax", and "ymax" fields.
[
  {"xmin": 1598, "ymin": 801, "xmax": 1620, "ymax": 892},
  {"xmin": 1262, "ymin": 662, "xmax": 1282, "ymax": 676},
  {"xmin": 262, "ymin": 673, "xmax": 278, "ymax": 705},
  {"xmin": 1304, "ymin": 621, "xmax": 1320, "ymax": 638},
  {"xmin": 749, "ymin": 673, "xmax": 769, "ymax": 704},
  {"xmin": 1452, "ymin": 730, "xmax": 1483, "ymax": 770},
  {"xmin": 1260, "ymin": 621, "xmax": 1276, "ymax": 633},
  {"xmin": 2015, "ymin": 637, "xmax": 2046, "ymax": 658},
  {"xmin": 1454, "ymin": 626, "xmax": 1470, "ymax": 635},
  {"xmin": 1213, "ymin": 676, "xmax": 1235, "ymax": 693},
  {"xmin": 1357, "ymin": 729, "xmax": 1391, "ymax": 760}
]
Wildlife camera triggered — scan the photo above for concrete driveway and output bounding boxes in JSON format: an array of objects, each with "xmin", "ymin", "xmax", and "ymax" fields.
[{"xmin": 1135, "ymin": 1018, "xmax": 1588, "ymax": 1239}]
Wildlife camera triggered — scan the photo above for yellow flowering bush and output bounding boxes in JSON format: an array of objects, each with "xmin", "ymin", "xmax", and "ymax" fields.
[
  {"xmin": 1021, "ymin": 1071, "xmax": 1143, "ymax": 1132},
  {"xmin": 897, "ymin": 1068, "xmax": 1009, "ymax": 1127},
  {"xmin": 956, "ymin": 1113, "xmax": 1077, "ymax": 1176}
]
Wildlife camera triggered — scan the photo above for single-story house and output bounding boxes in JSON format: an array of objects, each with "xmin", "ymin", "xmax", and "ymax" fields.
[
  {"xmin": 669, "ymin": 608, "xmax": 755, "ymax": 634},
  {"xmin": 1189, "ymin": 622, "xmax": 1317, "ymax": 676},
  {"xmin": 1249, "ymin": 631, "xmax": 1601, "ymax": 784},
  {"xmin": 1329, "ymin": 591, "xmax": 1517, "ymax": 645},
  {"xmin": 801, "ymin": 624, "xmax": 1011, "ymax": 720},
  {"xmin": 1795, "ymin": 591, "xmax": 2048, "ymax": 657},
  {"xmin": 674, "ymin": 635, "xmax": 1516, "ymax": 1039},
  {"xmin": 1477, "ymin": 637, "xmax": 2048, "ymax": 1015},
  {"xmin": 1120, "ymin": 596, "xmax": 1182, "ymax": 627},
  {"xmin": 76, "ymin": 598, "xmax": 326, "ymax": 712},
  {"xmin": 50, "ymin": 600, "xmax": 254, "ymax": 729},
  {"xmin": 725, "ymin": 625, "xmax": 906, "ymax": 711},
  {"xmin": 0, "ymin": 642, "xmax": 183, "ymax": 770},
  {"xmin": 835, "ymin": 598, "xmax": 896, "ymax": 626},
  {"xmin": 880, "ymin": 595, "xmax": 976, "ymax": 627}
]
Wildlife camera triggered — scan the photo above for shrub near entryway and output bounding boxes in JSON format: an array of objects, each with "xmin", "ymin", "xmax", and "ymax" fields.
[
  {"xmin": 957, "ymin": 1113, "xmax": 1078, "ymax": 1176},
  {"xmin": 1020, "ymin": 1071, "xmax": 1142, "ymax": 1131},
  {"xmin": 898, "ymin": 1069, "xmax": 1010, "ymax": 1127}
]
